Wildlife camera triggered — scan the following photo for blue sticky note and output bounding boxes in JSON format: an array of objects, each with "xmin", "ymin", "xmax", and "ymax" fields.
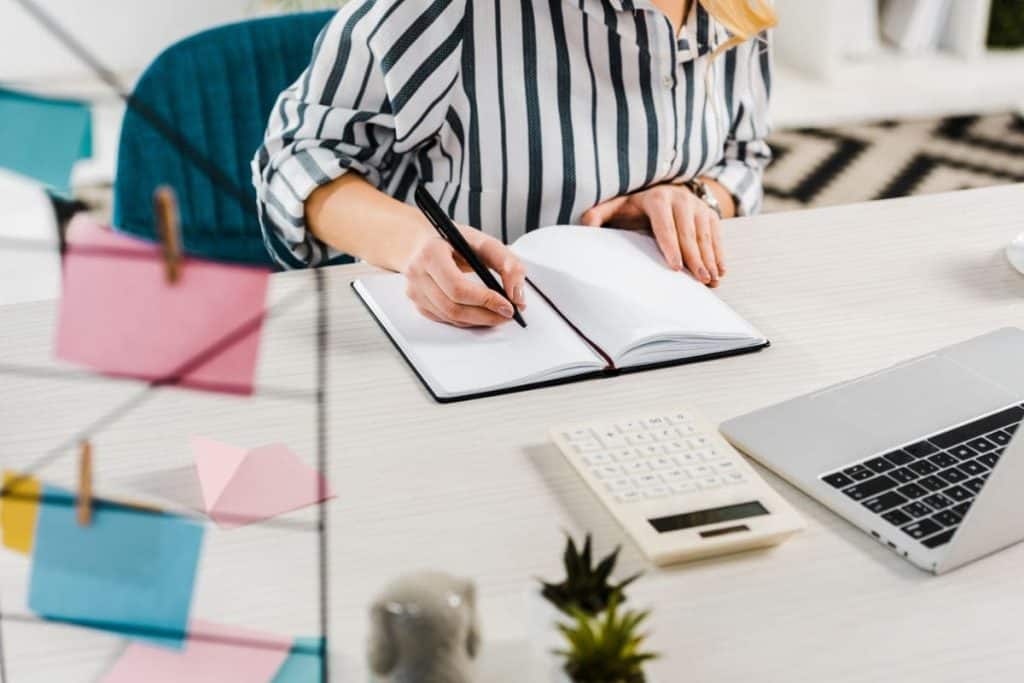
[
  {"xmin": 271, "ymin": 637, "xmax": 325, "ymax": 683},
  {"xmin": 0, "ymin": 88, "xmax": 92, "ymax": 196},
  {"xmin": 28, "ymin": 485, "xmax": 203, "ymax": 649}
]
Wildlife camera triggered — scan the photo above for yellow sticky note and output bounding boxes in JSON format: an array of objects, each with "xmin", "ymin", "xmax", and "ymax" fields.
[{"xmin": 2, "ymin": 471, "xmax": 41, "ymax": 555}]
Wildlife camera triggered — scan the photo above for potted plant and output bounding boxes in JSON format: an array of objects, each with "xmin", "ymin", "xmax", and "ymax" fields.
[
  {"xmin": 555, "ymin": 594, "xmax": 658, "ymax": 683},
  {"xmin": 529, "ymin": 534, "xmax": 648, "ymax": 681}
]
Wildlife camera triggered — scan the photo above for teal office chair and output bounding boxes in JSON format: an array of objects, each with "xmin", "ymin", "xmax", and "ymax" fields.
[{"xmin": 113, "ymin": 11, "xmax": 349, "ymax": 267}]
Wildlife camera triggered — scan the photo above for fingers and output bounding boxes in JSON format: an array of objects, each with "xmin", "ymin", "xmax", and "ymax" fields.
[
  {"xmin": 580, "ymin": 196, "xmax": 628, "ymax": 227},
  {"xmin": 465, "ymin": 230, "xmax": 528, "ymax": 309},
  {"xmin": 694, "ymin": 209, "xmax": 720, "ymax": 286},
  {"xmin": 404, "ymin": 237, "xmax": 515, "ymax": 327},
  {"xmin": 710, "ymin": 215, "xmax": 726, "ymax": 277},
  {"xmin": 642, "ymin": 191, "xmax": 683, "ymax": 271},
  {"xmin": 671, "ymin": 200, "xmax": 710, "ymax": 285}
]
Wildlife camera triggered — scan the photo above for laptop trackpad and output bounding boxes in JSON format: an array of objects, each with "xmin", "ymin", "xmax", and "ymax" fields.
[{"xmin": 826, "ymin": 354, "xmax": 1016, "ymax": 447}]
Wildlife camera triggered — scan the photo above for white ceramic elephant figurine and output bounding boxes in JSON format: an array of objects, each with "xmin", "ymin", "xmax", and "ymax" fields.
[{"xmin": 368, "ymin": 570, "xmax": 481, "ymax": 683}]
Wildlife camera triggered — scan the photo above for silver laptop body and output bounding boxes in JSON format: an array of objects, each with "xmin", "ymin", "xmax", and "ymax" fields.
[{"xmin": 720, "ymin": 327, "xmax": 1024, "ymax": 574}]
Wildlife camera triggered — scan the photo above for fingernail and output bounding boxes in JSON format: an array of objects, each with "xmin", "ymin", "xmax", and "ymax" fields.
[
  {"xmin": 499, "ymin": 303, "xmax": 514, "ymax": 317},
  {"xmin": 514, "ymin": 285, "xmax": 524, "ymax": 303},
  {"xmin": 698, "ymin": 267, "xmax": 710, "ymax": 282},
  {"xmin": 672, "ymin": 260, "xmax": 683, "ymax": 271}
]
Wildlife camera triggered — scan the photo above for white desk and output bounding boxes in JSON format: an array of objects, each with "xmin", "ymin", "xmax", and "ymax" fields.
[{"xmin": 1, "ymin": 185, "xmax": 1023, "ymax": 682}]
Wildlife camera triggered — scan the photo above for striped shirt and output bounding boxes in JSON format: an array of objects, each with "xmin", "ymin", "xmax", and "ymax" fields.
[{"xmin": 253, "ymin": 0, "xmax": 773, "ymax": 269}]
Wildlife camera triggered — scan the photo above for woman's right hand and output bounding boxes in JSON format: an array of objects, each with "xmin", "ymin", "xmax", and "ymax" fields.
[{"xmin": 402, "ymin": 225, "xmax": 527, "ymax": 327}]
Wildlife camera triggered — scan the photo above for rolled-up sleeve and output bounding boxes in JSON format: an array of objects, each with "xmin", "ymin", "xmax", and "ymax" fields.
[
  {"xmin": 704, "ymin": 32, "xmax": 773, "ymax": 217},
  {"xmin": 252, "ymin": 0, "xmax": 466, "ymax": 268}
]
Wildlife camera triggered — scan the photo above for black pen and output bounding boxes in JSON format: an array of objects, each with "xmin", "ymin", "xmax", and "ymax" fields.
[{"xmin": 413, "ymin": 185, "xmax": 526, "ymax": 328}]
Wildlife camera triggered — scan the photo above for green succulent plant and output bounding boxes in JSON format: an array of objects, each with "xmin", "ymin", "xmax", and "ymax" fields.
[
  {"xmin": 540, "ymin": 533, "xmax": 641, "ymax": 616},
  {"xmin": 555, "ymin": 593, "xmax": 658, "ymax": 683}
]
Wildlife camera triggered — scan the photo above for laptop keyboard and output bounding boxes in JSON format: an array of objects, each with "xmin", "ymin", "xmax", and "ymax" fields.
[{"xmin": 820, "ymin": 404, "xmax": 1024, "ymax": 550}]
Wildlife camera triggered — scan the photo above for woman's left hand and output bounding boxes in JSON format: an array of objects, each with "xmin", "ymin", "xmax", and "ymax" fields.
[{"xmin": 580, "ymin": 183, "xmax": 725, "ymax": 287}]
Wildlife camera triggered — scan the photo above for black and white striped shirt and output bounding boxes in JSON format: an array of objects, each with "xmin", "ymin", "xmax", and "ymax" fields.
[{"xmin": 253, "ymin": 0, "xmax": 772, "ymax": 269}]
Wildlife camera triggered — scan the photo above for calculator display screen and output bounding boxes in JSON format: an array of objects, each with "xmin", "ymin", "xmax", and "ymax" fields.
[{"xmin": 647, "ymin": 501, "xmax": 768, "ymax": 534}]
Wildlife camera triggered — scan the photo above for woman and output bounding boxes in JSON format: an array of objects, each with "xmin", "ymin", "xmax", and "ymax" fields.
[{"xmin": 254, "ymin": 0, "xmax": 774, "ymax": 327}]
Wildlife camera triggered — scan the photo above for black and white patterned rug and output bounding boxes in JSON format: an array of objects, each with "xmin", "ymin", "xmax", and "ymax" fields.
[{"xmin": 763, "ymin": 112, "xmax": 1024, "ymax": 213}]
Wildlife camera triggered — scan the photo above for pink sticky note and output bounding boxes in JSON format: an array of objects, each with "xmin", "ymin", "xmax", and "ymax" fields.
[
  {"xmin": 192, "ymin": 437, "xmax": 334, "ymax": 529},
  {"xmin": 54, "ymin": 217, "xmax": 270, "ymax": 395},
  {"xmin": 101, "ymin": 620, "xmax": 292, "ymax": 683}
]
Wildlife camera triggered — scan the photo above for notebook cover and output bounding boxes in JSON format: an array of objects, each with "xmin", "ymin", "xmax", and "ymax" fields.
[{"xmin": 352, "ymin": 280, "xmax": 770, "ymax": 404}]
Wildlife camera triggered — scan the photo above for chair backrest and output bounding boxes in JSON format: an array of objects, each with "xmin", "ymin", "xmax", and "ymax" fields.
[{"xmin": 113, "ymin": 11, "xmax": 341, "ymax": 268}]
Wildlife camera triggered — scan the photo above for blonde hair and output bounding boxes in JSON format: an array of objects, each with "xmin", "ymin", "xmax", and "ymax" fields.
[{"xmin": 699, "ymin": 0, "xmax": 777, "ymax": 53}]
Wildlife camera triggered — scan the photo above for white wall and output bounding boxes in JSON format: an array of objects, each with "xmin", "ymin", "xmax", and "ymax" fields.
[{"xmin": 0, "ymin": 0, "xmax": 255, "ymax": 83}]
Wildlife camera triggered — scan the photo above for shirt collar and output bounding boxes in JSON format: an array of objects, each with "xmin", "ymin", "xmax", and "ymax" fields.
[{"xmin": 603, "ymin": 1, "xmax": 730, "ymax": 59}]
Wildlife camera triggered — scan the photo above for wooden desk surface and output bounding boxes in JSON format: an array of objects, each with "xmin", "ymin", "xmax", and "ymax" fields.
[{"xmin": 1, "ymin": 186, "xmax": 1023, "ymax": 682}]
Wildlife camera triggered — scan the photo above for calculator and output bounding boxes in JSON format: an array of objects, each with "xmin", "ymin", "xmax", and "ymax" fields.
[{"xmin": 550, "ymin": 407, "xmax": 804, "ymax": 565}]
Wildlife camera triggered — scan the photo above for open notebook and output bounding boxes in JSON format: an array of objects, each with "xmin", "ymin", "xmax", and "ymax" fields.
[{"xmin": 353, "ymin": 226, "xmax": 768, "ymax": 402}]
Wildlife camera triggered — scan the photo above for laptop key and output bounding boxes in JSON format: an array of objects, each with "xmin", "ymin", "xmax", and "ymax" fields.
[
  {"xmin": 923, "ymin": 493, "xmax": 953, "ymax": 510},
  {"xmin": 944, "ymin": 485, "xmax": 972, "ymax": 503},
  {"xmin": 967, "ymin": 437, "xmax": 997, "ymax": 453},
  {"xmin": 884, "ymin": 449, "xmax": 916, "ymax": 465},
  {"xmin": 928, "ymin": 452, "xmax": 958, "ymax": 469},
  {"xmin": 842, "ymin": 464, "xmax": 874, "ymax": 481},
  {"xmin": 865, "ymin": 456, "xmax": 894, "ymax": 474},
  {"xmin": 978, "ymin": 452, "xmax": 1001, "ymax": 469},
  {"xmin": 903, "ymin": 502, "xmax": 932, "ymax": 518},
  {"xmin": 903, "ymin": 441, "xmax": 938, "ymax": 458},
  {"xmin": 863, "ymin": 491, "xmax": 907, "ymax": 514},
  {"xmin": 958, "ymin": 460, "xmax": 988, "ymax": 476},
  {"xmin": 953, "ymin": 501, "xmax": 972, "ymax": 516},
  {"xmin": 822, "ymin": 471, "xmax": 853, "ymax": 489},
  {"xmin": 932, "ymin": 510, "xmax": 962, "ymax": 527},
  {"xmin": 922, "ymin": 529, "xmax": 955, "ymax": 548},
  {"xmin": 888, "ymin": 467, "xmax": 917, "ymax": 484},
  {"xmin": 843, "ymin": 475, "xmax": 899, "ymax": 501},
  {"xmin": 908, "ymin": 460, "xmax": 938, "ymax": 476},
  {"xmin": 988, "ymin": 430, "xmax": 1012, "ymax": 447},
  {"xmin": 963, "ymin": 478, "xmax": 986, "ymax": 494},
  {"xmin": 937, "ymin": 467, "xmax": 968, "ymax": 485},
  {"xmin": 918, "ymin": 475, "xmax": 947, "ymax": 492},
  {"xmin": 948, "ymin": 444, "xmax": 977, "ymax": 461},
  {"xmin": 897, "ymin": 482, "xmax": 928, "ymax": 499},
  {"xmin": 882, "ymin": 509, "xmax": 912, "ymax": 526},
  {"xmin": 902, "ymin": 518, "xmax": 942, "ymax": 540}
]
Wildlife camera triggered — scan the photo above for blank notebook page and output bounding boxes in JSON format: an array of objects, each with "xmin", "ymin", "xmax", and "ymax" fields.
[
  {"xmin": 512, "ymin": 226, "xmax": 764, "ymax": 362},
  {"xmin": 354, "ymin": 273, "xmax": 604, "ymax": 398}
]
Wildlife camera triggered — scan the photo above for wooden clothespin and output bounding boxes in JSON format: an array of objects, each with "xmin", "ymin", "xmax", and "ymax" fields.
[
  {"xmin": 77, "ymin": 440, "xmax": 93, "ymax": 527},
  {"xmin": 153, "ymin": 186, "xmax": 182, "ymax": 284}
]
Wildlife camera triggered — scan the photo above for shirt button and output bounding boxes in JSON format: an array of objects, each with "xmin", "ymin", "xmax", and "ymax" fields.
[{"xmin": 662, "ymin": 74, "xmax": 673, "ymax": 89}]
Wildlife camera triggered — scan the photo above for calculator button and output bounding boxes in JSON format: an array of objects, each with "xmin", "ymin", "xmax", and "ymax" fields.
[
  {"xmin": 644, "ymin": 486, "xmax": 669, "ymax": 499},
  {"xmin": 650, "ymin": 456, "xmax": 675, "ymax": 470},
  {"xmin": 593, "ymin": 465, "xmax": 624, "ymax": 479},
  {"xmin": 691, "ymin": 465, "xmax": 715, "ymax": 479},
  {"xmin": 642, "ymin": 417, "xmax": 669, "ymax": 429},
  {"xmin": 583, "ymin": 453, "xmax": 612, "ymax": 466},
  {"xmin": 604, "ymin": 478, "xmax": 633, "ymax": 493},
  {"xmin": 698, "ymin": 476, "xmax": 724, "ymax": 490},
  {"xmin": 615, "ymin": 491, "xmax": 643, "ymax": 504},
  {"xmin": 608, "ymin": 449, "xmax": 637, "ymax": 462},
  {"xmin": 665, "ymin": 412, "xmax": 690, "ymax": 424},
  {"xmin": 670, "ymin": 481, "xmax": 698, "ymax": 495},
  {"xmin": 696, "ymin": 449, "xmax": 722, "ymax": 462},
  {"xmin": 616, "ymin": 421, "xmax": 645, "ymax": 433},
  {"xmin": 673, "ymin": 452, "xmax": 701, "ymax": 466},
  {"xmin": 660, "ymin": 468, "xmax": 689, "ymax": 482},
  {"xmin": 662, "ymin": 440, "xmax": 690, "ymax": 453},
  {"xmin": 624, "ymin": 461, "xmax": 651, "ymax": 474},
  {"xmin": 573, "ymin": 438, "xmax": 602, "ymax": 453},
  {"xmin": 597, "ymin": 433, "xmax": 628, "ymax": 449},
  {"xmin": 633, "ymin": 474, "xmax": 661, "ymax": 489},
  {"xmin": 715, "ymin": 460, "xmax": 737, "ymax": 471},
  {"xmin": 652, "ymin": 428, "xmax": 682, "ymax": 441},
  {"xmin": 628, "ymin": 433, "xmax": 655, "ymax": 445},
  {"xmin": 723, "ymin": 471, "xmax": 746, "ymax": 485},
  {"xmin": 563, "ymin": 428, "xmax": 593, "ymax": 442}
]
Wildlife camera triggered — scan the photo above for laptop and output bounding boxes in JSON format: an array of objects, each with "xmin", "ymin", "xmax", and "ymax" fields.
[{"xmin": 720, "ymin": 327, "xmax": 1024, "ymax": 574}]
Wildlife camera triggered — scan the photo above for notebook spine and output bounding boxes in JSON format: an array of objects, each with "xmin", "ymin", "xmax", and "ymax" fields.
[{"xmin": 525, "ymin": 277, "xmax": 616, "ymax": 370}]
